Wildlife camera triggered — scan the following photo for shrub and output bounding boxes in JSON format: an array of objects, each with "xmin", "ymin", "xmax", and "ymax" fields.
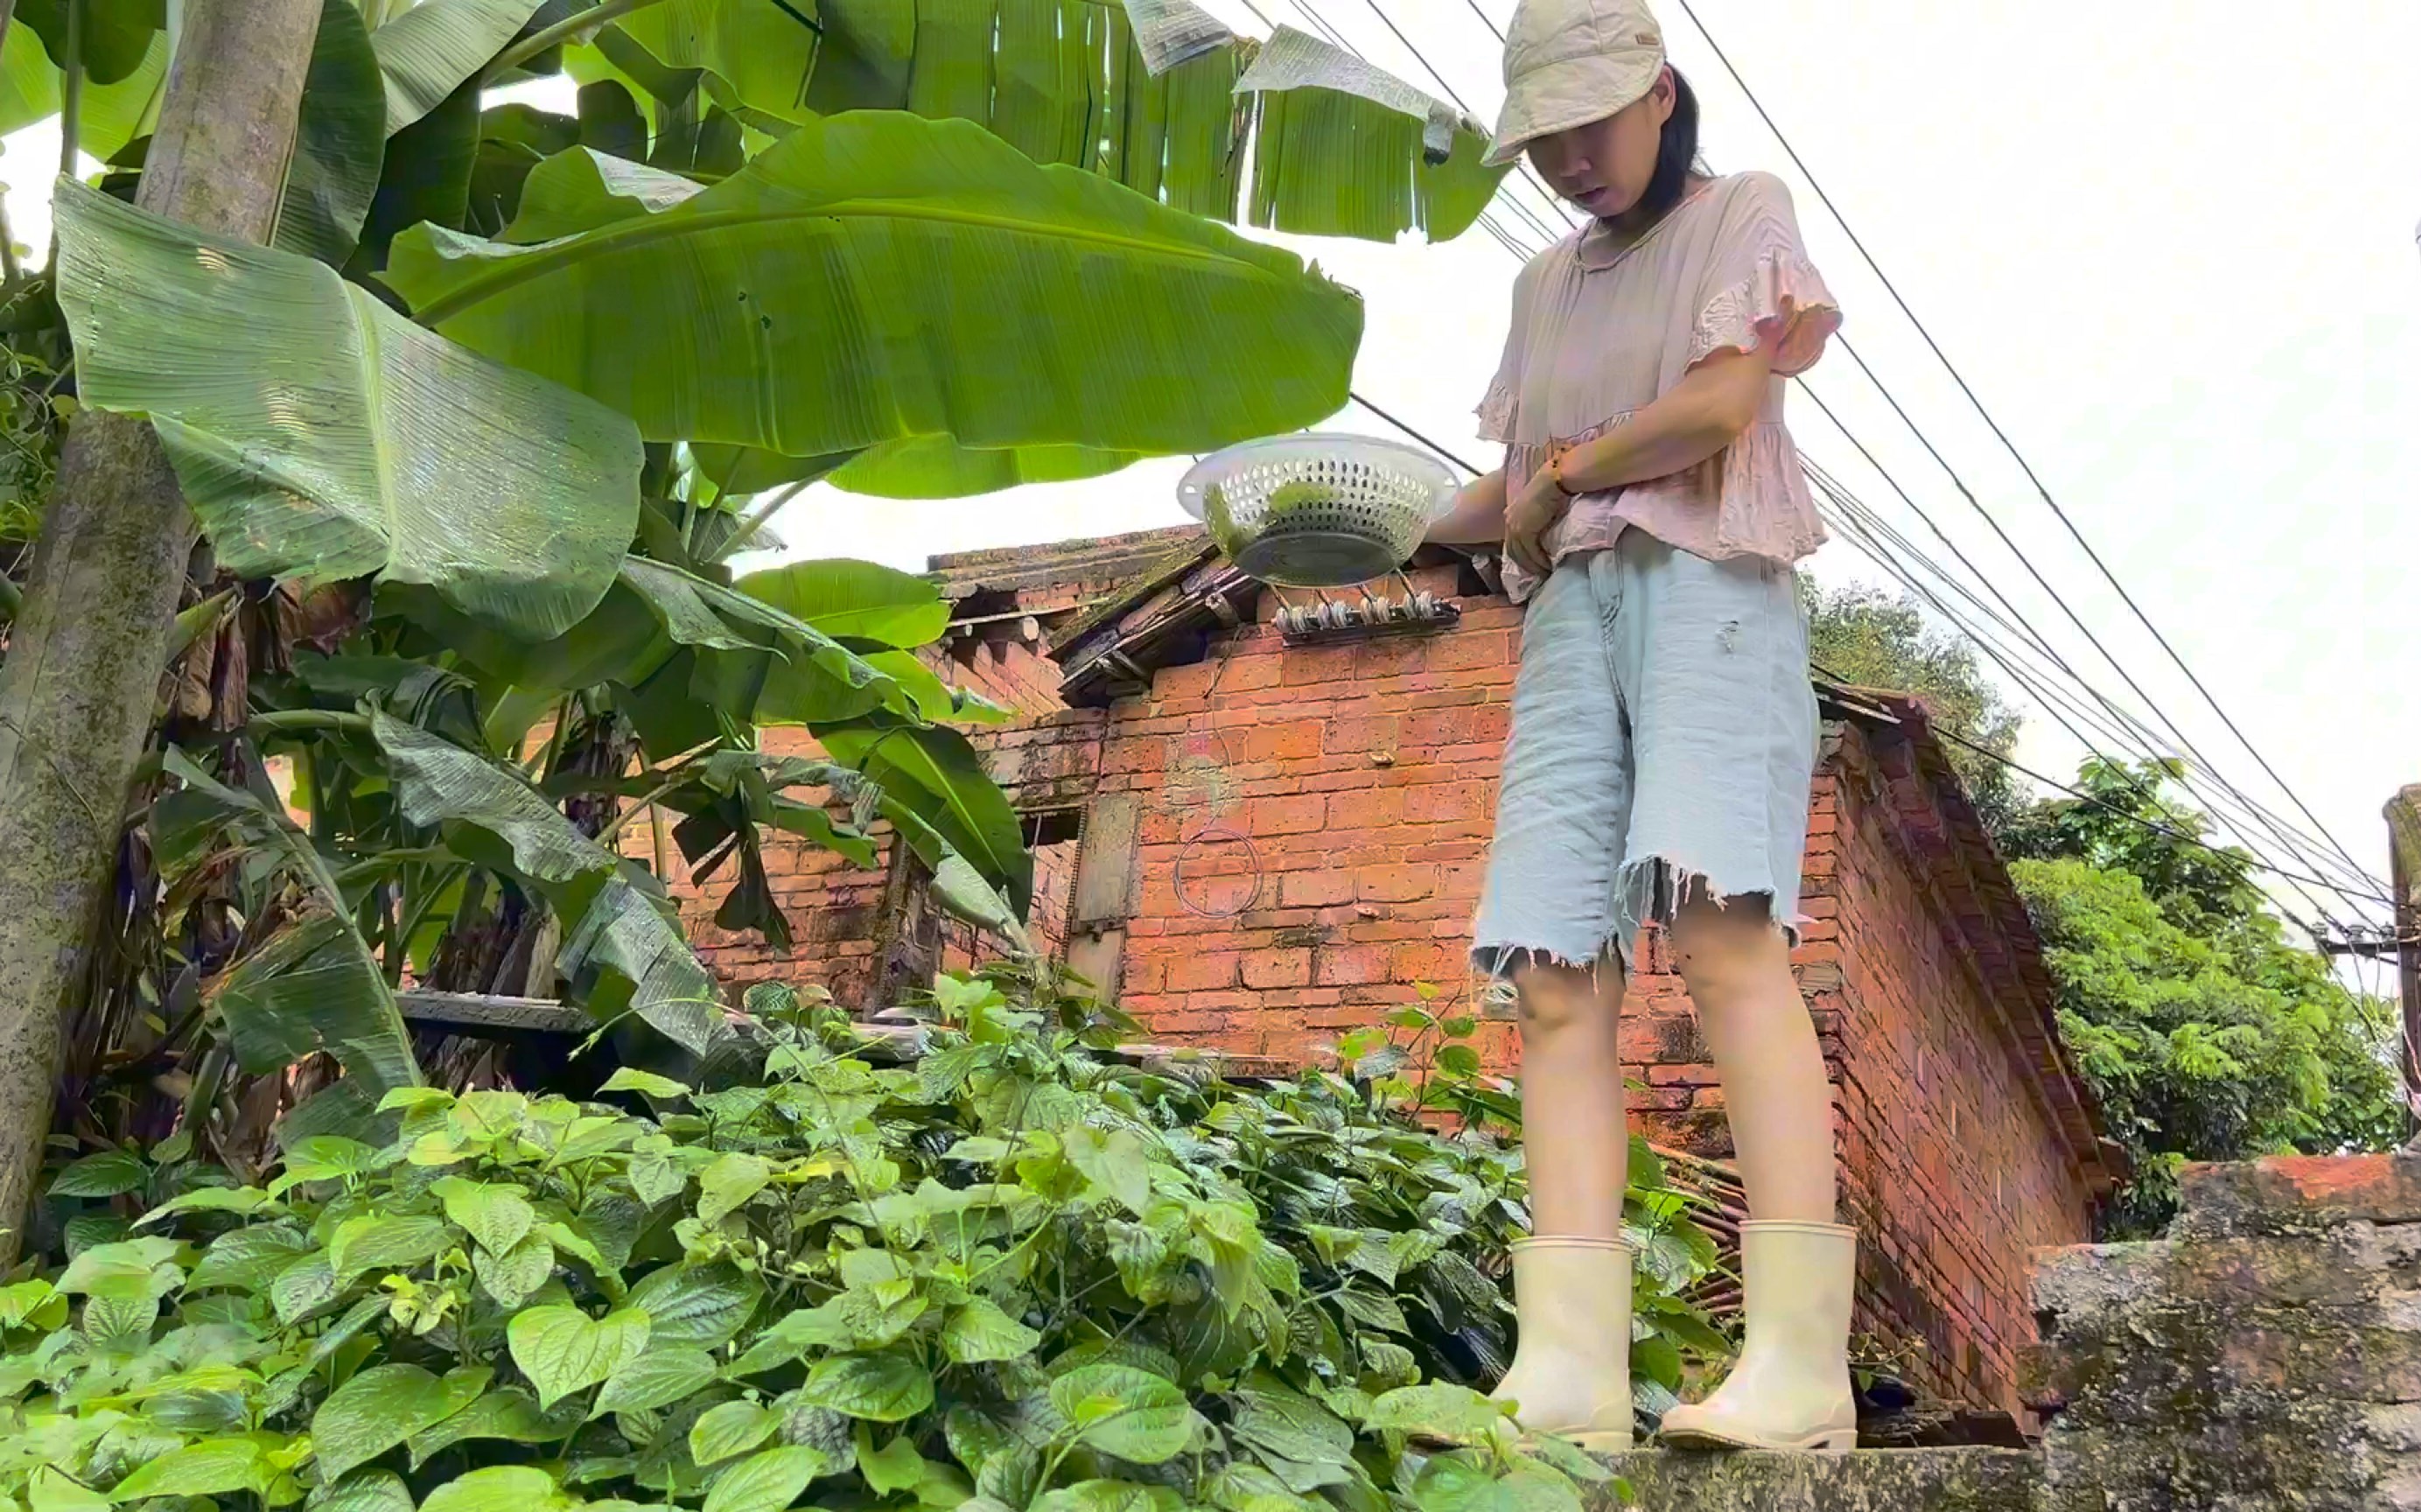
[{"xmin": 5, "ymin": 972, "xmax": 1721, "ymax": 1512}]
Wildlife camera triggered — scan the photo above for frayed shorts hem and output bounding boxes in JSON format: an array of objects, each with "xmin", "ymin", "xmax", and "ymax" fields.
[{"xmin": 1470, "ymin": 857, "xmax": 1805, "ymax": 980}]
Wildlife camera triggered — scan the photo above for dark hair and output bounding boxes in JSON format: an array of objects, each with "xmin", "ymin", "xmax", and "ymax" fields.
[{"xmin": 1638, "ymin": 67, "xmax": 1702, "ymax": 219}]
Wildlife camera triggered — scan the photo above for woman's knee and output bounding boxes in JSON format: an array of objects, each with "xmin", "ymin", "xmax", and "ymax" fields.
[
  {"xmin": 1669, "ymin": 893, "xmax": 1788, "ymax": 1005},
  {"xmin": 1512, "ymin": 956, "xmax": 1623, "ymax": 1040}
]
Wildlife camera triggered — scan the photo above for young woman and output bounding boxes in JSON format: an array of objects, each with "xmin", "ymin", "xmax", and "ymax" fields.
[{"xmin": 1424, "ymin": 0, "xmax": 1852, "ymax": 1455}]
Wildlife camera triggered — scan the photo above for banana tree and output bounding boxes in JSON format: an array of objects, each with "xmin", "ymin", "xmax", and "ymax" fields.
[{"xmin": 6, "ymin": 0, "xmax": 1517, "ymax": 1171}]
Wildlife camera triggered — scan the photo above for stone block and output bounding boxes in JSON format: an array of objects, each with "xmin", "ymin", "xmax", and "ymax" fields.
[
  {"xmin": 2176, "ymin": 1153, "xmax": 2421, "ymax": 1238},
  {"xmin": 1597, "ymin": 1448, "xmax": 2043, "ymax": 1511}
]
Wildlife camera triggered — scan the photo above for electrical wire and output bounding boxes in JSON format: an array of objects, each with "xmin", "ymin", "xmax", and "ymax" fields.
[
  {"xmin": 1791, "ymin": 376, "xmax": 2379, "ymax": 908},
  {"xmin": 1812, "ymin": 661, "xmax": 2397, "ymax": 911},
  {"xmin": 1349, "ymin": 392, "xmax": 1482, "ymax": 476},
  {"xmin": 1805, "ymin": 451, "xmax": 2373, "ymax": 902},
  {"xmin": 1667, "ymin": 0, "xmax": 2379, "ymax": 897},
  {"xmin": 1804, "ymin": 459, "xmax": 2371, "ymax": 937}
]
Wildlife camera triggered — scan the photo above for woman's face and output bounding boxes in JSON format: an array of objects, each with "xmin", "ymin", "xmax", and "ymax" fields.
[{"xmin": 1525, "ymin": 66, "xmax": 1676, "ymax": 220}]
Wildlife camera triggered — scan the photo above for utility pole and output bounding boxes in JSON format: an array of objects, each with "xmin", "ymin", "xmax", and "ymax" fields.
[{"xmin": 2390, "ymin": 785, "xmax": 2421, "ymax": 1125}]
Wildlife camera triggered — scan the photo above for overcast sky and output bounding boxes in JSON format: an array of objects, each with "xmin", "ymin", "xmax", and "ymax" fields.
[{"xmin": 6, "ymin": 0, "xmax": 2416, "ymax": 960}]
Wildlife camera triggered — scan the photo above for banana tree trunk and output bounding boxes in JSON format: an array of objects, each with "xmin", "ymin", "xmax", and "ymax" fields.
[{"xmin": 0, "ymin": 0, "xmax": 321, "ymax": 1258}]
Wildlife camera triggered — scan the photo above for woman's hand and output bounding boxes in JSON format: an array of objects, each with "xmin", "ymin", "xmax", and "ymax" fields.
[{"xmin": 1502, "ymin": 456, "xmax": 1572, "ymax": 580}]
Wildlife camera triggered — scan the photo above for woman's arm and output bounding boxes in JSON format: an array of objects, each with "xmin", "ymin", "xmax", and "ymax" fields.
[
  {"xmin": 1499, "ymin": 346, "xmax": 1775, "ymax": 578},
  {"xmin": 1423, "ymin": 468, "xmax": 1508, "ymax": 545},
  {"xmin": 1554, "ymin": 345, "xmax": 1775, "ymax": 492}
]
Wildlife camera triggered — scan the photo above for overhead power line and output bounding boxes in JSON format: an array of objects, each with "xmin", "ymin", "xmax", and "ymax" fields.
[
  {"xmin": 1812, "ymin": 662, "xmax": 2398, "ymax": 912},
  {"xmin": 1666, "ymin": 0, "xmax": 2378, "ymax": 896},
  {"xmin": 1792, "ymin": 375, "xmax": 2378, "ymax": 911},
  {"xmin": 1349, "ymin": 392, "xmax": 1482, "ymax": 475},
  {"xmin": 1803, "ymin": 458, "xmax": 2373, "ymax": 937}
]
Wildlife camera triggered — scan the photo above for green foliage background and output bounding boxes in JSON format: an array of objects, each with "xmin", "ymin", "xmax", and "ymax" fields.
[
  {"xmin": 8, "ymin": 973, "xmax": 1725, "ymax": 1511},
  {"xmin": 1807, "ymin": 584, "xmax": 2401, "ymax": 1236}
]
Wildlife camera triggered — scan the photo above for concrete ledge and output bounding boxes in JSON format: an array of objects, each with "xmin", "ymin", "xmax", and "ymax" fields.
[{"xmin": 1595, "ymin": 1448, "xmax": 2043, "ymax": 1511}]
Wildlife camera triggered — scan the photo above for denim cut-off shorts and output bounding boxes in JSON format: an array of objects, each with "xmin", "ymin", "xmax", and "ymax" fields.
[{"xmin": 1471, "ymin": 530, "xmax": 1821, "ymax": 977}]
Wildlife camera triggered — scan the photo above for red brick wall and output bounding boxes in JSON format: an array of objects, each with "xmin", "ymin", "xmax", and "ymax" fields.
[
  {"xmin": 1813, "ymin": 732, "xmax": 2100, "ymax": 1418},
  {"xmin": 671, "ymin": 558, "xmax": 2099, "ymax": 1415}
]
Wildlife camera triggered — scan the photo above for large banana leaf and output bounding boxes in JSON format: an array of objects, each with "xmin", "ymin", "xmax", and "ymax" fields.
[
  {"xmin": 0, "ymin": 1, "xmax": 171, "ymax": 157},
  {"xmin": 348, "ymin": 78, "xmax": 481, "ymax": 274},
  {"xmin": 501, "ymin": 142, "xmax": 701, "ymax": 242},
  {"xmin": 16, "ymin": 0, "xmax": 158, "ymax": 86},
  {"xmin": 815, "ymin": 716, "xmax": 1032, "ymax": 917},
  {"xmin": 615, "ymin": 0, "xmax": 821, "ymax": 125},
  {"xmin": 0, "ymin": 20, "xmax": 62, "ymax": 135},
  {"xmin": 825, "ymin": 436, "xmax": 1145, "ymax": 500},
  {"xmin": 373, "ymin": 711, "xmax": 731, "ymax": 1056},
  {"xmin": 381, "ymin": 554, "xmax": 912, "ymax": 750},
  {"xmin": 1236, "ymin": 27, "xmax": 1507, "ymax": 243},
  {"xmin": 54, "ymin": 178, "xmax": 641, "ymax": 642},
  {"xmin": 380, "ymin": 111, "xmax": 1362, "ymax": 460},
  {"xmin": 734, "ymin": 558, "xmax": 948, "ymax": 649},
  {"xmin": 75, "ymin": 24, "xmax": 168, "ymax": 162},
  {"xmin": 277, "ymin": 0, "xmax": 388, "ymax": 267},
  {"xmin": 155, "ymin": 748, "xmax": 423, "ymax": 1114},
  {"xmin": 369, "ymin": 0, "xmax": 549, "ymax": 133},
  {"xmin": 495, "ymin": 147, "xmax": 1149, "ymax": 500},
  {"xmin": 606, "ymin": 0, "xmax": 1501, "ymax": 243}
]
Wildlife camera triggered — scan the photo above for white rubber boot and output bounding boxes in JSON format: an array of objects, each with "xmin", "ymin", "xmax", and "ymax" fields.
[
  {"xmin": 1489, "ymin": 1237, "xmax": 1635, "ymax": 1452},
  {"xmin": 1658, "ymin": 1221, "xmax": 1858, "ymax": 1452}
]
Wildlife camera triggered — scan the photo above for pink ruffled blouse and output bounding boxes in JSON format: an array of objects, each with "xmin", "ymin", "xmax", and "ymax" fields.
[{"xmin": 1475, "ymin": 171, "xmax": 1842, "ymax": 603}]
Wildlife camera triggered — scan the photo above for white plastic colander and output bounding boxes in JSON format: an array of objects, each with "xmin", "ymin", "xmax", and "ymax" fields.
[{"xmin": 1177, "ymin": 433, "xmax": 1461, "ymax": 588}]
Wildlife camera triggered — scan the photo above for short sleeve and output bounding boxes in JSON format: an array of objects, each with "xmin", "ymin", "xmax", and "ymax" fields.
[
  {"xmin": 1475, "ymin": 262, "xmax": 1535, "ymax": 444},
  {"xmin": 1686, "ymin": 172, "xmax": 1840, "ymax": 377}
]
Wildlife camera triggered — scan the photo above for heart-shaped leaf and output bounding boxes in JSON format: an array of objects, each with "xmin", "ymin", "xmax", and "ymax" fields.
[
  {"xmin": 312, "ymin": 1363, "xmax": 492, "ymax": 1481},
  {"xmin": 801, "ymin": 1350, "xmax": 934, "ymax": 1423},
  {"xmin": 419, "ymin": 1466, "xmax": 582, "ymax": 1512},
  {"xmin": 694, "ymin": 1153, "xmax": 771, "ymax": 1225},
  {"xmin": 701, "ymin": 1446, "xmax": 828, "ymax": 1512},
  {"xmin": 507, "ymin": 1305, "xmax": 651, "ymax": 1409},
  {"xmin": 431, "ymin": 1178, "xmax": 535, "ymax": 1256},
  {"xmin": 690, "ymin": 1400, "xmax": 779, "ymax": 1466},
  {"xmin": 108, "ymin": 1438, "xmax": 270, "ymax": 1501},
  {"xmin": 1050, "ymin": 1364, "xmax": 1193, "ymax": 1465},
  {"xmin": 941, "ymin": 1299, "xmax": 1043, "ymax": 1366},
  {"xmin": 49, "ymin": 1149, "xmax": 147, "ymax": 1199},
  {"xmin": 591, "ymin": 1345, "xmax": 718, "ymax": 1418},
  {"xmin": 474, "ymin": 1231, "xmax": 556, "ymax": 1309},
  {"xmin": 622, "ymin": 1262, "xmax": 761, "ymax": 1349}
]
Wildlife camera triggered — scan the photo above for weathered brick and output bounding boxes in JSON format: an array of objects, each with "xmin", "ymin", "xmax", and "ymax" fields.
[
  {"xmin": 1326, "ymin": 789, "xmax": 1404, "ymax": 831},
  {"xmin": 1240, "ymin": 948, "xmax": 1312, "ymax": 989},
  {"xmin": 1246, "ymin": 794, "xmax": 1326, "ymax": 836},
  {"xmin": 1314, "ymin": 944, "xmax": 1389, "ymax": 986},
  {"xmin": 1356, "ymin": 864, "xmax": 1436, "ymax": 904}
]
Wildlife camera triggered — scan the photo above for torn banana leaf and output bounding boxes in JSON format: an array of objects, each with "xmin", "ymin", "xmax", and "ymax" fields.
[
  {"xmin": 380, "ymin": 113, "xmax": 1361, "ymax": 463},
  {"xmin": 54, "ymin": 179, "xmax": 641, "ymax": 642}
]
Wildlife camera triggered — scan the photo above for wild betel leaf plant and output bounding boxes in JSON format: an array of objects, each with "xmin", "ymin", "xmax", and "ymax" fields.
[{"xmin": 9, "ymin": 971, "xmax": 1725, "ymax": 1511}]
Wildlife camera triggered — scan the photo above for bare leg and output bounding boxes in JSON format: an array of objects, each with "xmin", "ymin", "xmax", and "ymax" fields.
[
  {"xmin": 1488, "ymin": 953, "xmax": 1636, "ymax": 1449},
  {"xmin": 1669, "ymin": 894, "xmax": 1834, "ymax": 1222},
  {"xmin": 1659, "ymin": 892, "xmax": 1857, "ymax": 1452},
  {"xmin": 1514, "ymin": 955, "xmax": 1629, "ymax": 1238}
]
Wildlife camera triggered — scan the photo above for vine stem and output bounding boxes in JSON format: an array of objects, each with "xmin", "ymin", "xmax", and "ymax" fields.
[
  {"xmin": 709, "ymin": 477, "xmax": 814, "ymax": 564},
  {"xmin": 481, "ymin": 0, "xmax": 676, "ymax": 83},
  {"xmin": 55, "ymin": 0, "xmax": 81, "ymax": 186}
]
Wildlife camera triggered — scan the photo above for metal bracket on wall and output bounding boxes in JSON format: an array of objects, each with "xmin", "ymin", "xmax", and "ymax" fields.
[{"xmin": 1274, "ymin": 586, "xmax": 1459, "ymax": 645}]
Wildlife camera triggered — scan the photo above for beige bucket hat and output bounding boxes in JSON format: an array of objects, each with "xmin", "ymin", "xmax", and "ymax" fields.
[{"xmin": 1485, "ymin": 0, "xmax": 1668, "ymax": 168}]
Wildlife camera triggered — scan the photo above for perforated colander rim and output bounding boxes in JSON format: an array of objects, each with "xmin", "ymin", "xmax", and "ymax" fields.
[{"xmin": 1174, "ymin": 431, "xmax": 1462, "ymax": 523}]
